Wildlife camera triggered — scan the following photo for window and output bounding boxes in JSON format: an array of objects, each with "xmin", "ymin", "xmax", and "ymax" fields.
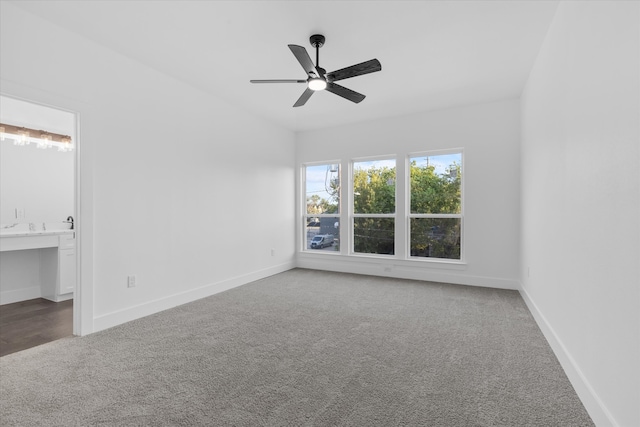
[
  {"xmin": 352, "ymin": 158, "xmax": 396, "ymax": 255},
  {"xmin": 409, "ymin": 152, "xmax": 462, "ymax": 260},
  {"xmin": 303, "ymin": 163, "xmax": 340, "ymax": 252},
  {"xmin": 301, "ymin": 151, "xmax": 463, "ymax": 262}
]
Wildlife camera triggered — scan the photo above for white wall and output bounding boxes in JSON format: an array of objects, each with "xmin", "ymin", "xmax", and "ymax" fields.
[
  {"xmin": 520, "ymin": 2, "xmax": 639, "ymax": 426},
  {"xmin": 1, "ymin": 2, "xmax": 296, "ymax": 333},
  {"xmin": 0, "ymin": 96, "xmax": 75, "ymax": 224},
  {"xmin": 296, "ymin": 99, "xmax": 521, "ymax": 289}
]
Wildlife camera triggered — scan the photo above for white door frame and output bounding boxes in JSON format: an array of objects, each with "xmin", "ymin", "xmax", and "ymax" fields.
[{"xmin": 1, "ymin": 87, "xmax": 93, "ymax": 336}]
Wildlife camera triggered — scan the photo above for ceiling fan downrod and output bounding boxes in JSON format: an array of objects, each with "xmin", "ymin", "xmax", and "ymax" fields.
[{"xmin": 310, "ymin": 34, "xmax": 325, "ymax": 72}]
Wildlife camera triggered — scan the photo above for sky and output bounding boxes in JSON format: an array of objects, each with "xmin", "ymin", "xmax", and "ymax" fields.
[
  {"xmin": 305, "ymin": 153, "xmax": 462, "ymax": 203},
  {"xmin": 305, "ymin": 164, "xmax": 339, "ymax": 202},
  {"xmin": 410, "ymin": 153, "xmax": 461, "ymax": 176}
]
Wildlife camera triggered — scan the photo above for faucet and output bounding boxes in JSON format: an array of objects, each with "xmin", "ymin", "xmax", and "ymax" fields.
[{"xmin": 65, "ymin": 216, "xmax": 74, "ymax": 230}]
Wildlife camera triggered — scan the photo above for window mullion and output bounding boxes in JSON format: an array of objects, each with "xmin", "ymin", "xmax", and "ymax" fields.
[
  {"xmin": 409, "ymin": 213, "xmax": 462, "ymax": 219},
  {"xmin": 395, "ymin": 154, "xmax": 406, "ymax": 259},
  {"xmin": 352, "ymin": 213, "xmax": 395, "ymax": 218}
]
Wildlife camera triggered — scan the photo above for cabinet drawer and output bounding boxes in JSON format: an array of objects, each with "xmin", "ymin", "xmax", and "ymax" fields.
[{"xmin": 58, "ymin": 233, "xmax": 75, "ymax": 249}]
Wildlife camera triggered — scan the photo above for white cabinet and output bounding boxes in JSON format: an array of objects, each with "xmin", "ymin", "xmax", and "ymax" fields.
[
  {"xmin": 41, "ymin": 233, "xmax": 76, "ymax": 302},
  {"xmin": 58, "ymin": 248, "xmax": 76, "ymax": 295}
]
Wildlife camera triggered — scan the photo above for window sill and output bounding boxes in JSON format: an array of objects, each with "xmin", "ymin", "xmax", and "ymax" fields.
[
  {"xmin": 298, "ymin": 251, "xmax": 467, "ymax": 270},
  {"xmin": 300, "ymin": 249, "xmax": 342, "ymax": 255}
]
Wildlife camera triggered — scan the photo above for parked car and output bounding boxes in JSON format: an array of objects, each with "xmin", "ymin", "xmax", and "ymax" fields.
[{"xmin": 310, "ymin": 234, "xmax": 334, "ymax": 249}]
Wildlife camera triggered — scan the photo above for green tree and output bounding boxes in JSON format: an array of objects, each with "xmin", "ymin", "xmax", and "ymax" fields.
[
  {"xmin": 410, "ymin": 160, "xmax": 461, "ymax": 213},
  {"xmin": 353, "ymin": 165, "xmax": 396, "ymax": 254},
  {"xmin": 353, "ymin": 166, "xmax": 395, "ymax": 214},
  {"xmin": 306, "ymin": 193, "xmax": 339, "ymax": 215}
]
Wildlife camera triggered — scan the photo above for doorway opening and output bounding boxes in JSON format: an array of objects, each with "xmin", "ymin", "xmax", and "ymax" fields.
[{"xmin": 0, "ymin": 95, "xmax": 79, "ymax": 356}]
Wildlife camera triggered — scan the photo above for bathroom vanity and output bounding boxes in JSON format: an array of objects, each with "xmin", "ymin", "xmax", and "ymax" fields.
[{"xmin": 0, "ymin": 229, "xmax": 76, "ymax": 303}]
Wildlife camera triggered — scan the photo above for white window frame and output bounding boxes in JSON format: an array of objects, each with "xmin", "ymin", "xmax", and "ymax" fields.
[
  {"xmin": 300, "ymin": 149, "xmax": 464, "ymax": 265},
  {"xmin": 350, "ymin": 155, "xmax": 397, "ymax": 257},
  {"xmin": 406, "ymin": 149, "xmax": 464, "ymax": 262},
  {"xmin": 302, "ymin": 160, "xmax": 342, "ymax": 254}
]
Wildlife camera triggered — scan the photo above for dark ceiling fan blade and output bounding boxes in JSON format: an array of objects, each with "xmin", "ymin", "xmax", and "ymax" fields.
[
  {"xmin": 326, "ymin": 83, "xmax": 366, "ymax": 103},
  {"xmin": 250, "ymin": 79, "xmax": 306, "ymax": 83},
  {"xmin": 288, "ymin": 45, "xmax": 319, "ymax": 77},
  {"xmin": 326, "ymin": 59, "xmax": 382, "ymax": 82},
  {"xmin": 293, "ymin": 87, "xmax": 314, "ymax": 107}
]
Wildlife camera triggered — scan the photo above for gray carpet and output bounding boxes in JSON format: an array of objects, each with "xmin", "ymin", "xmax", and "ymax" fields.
[{"xmin": 0, "ymin": 268, "xmax": 593, "ymax": 426}]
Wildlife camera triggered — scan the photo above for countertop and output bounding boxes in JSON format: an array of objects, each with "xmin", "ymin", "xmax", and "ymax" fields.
[{"xmin": 0, "ymin": 229, "xmax": 74, "ymax": 238}]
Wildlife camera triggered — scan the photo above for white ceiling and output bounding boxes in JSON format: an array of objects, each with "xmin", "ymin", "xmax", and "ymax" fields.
[{"xmin": 11, "ymin": 0, "xmax": 559, "ymax": 132}]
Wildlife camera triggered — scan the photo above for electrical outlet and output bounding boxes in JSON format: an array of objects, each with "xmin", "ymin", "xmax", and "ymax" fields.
[
  {"xmin": 127, "ymin": 275, "xmax": 136, "ymax": 288},
  {"xmin": 271, "ymin": 248, "xmax": 275, "ymax": 257},
  {"xmin": 15, "ymin": 208, "xmax": 25, "ymax": 219}
]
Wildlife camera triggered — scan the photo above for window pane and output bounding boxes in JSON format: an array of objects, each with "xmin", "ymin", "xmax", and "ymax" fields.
[
  {"xmin": 410, "ymin": 153, "xmax": 461, "ymax": 214},
  {"xmin": 410, "ymin": 218, "xmax": 461, "ymax": 259},
  {"xmin": 354, "ymin": 217, "xmax": 395, "ymax": 255},
  {"xmin": 306, "ymin": 164, "xmax": 340, "ymax": 215},
  {"xmin": 306, "ymin": 217, "xmax": 339, "ymax": 252},
  {"xmin": 353, "ymin": 159, "xmax": 396, "ymax": 214}
]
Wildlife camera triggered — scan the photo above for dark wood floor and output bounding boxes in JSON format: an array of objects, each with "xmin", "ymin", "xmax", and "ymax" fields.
[{"xmin": 0, "ymin": 298, "xmax": 73, "ymax": 357}]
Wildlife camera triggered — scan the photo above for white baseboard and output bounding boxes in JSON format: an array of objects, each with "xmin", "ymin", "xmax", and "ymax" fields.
[
  {"xmin": 42, "ymin": 293, "xmax": 73, "ymax": 303},
  {"xmin": 93, "ymin": 262, "xmax": 295, "ymax": 333},
  {"xmin": 0, "ymin": 286, "xmax": 41, "ymax": 305},
  {"xmin": 297, "ymin": 255, "xmax": 519, "ymax": 290},
  {"xmin": 519, "ymin": 286, "xmax": 617, "ymax": 427}
]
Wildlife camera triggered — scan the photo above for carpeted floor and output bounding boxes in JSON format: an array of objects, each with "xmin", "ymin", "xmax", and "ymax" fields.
[{"xmin": 0, "ymin": 269, "xmax": 593, "ymax": 426}]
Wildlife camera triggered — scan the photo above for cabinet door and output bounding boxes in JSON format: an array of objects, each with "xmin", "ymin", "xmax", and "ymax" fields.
[{"xmin": 58, "ymin": 249, "xmax": 76, "ymax": 294}]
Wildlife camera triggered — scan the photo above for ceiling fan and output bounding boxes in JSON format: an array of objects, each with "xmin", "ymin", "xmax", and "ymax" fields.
[{"xmin": 250, "ymin": 34, "xmax": 382, "ymax": 107}]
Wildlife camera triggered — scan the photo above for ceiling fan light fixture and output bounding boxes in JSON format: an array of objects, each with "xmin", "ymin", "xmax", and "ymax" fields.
[{"xmin": 308, "ymin": 78, "xmax": 327, "ymax": 91}]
